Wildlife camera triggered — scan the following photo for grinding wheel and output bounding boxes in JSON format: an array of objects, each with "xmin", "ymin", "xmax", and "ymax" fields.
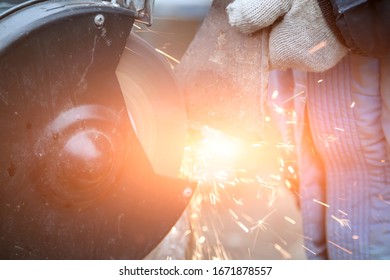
[{"xmin": 0, "ymin": 0, "xmax": 193, "ymax": 259}]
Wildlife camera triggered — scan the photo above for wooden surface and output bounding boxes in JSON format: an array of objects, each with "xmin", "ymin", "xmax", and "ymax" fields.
[{"xmin": 175, "ymin": 0, "xmax": 269, "ymax": 140}]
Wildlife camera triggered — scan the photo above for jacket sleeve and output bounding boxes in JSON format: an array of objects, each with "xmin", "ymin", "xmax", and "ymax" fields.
[{"xmin": 317, "ymin": 0, "xmax": 390, "ymax": 57}]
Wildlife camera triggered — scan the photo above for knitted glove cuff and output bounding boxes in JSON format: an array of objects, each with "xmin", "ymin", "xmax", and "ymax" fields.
[{"xmin": 227, "ymin": 0, "xmax": 293, "ymax": 35}]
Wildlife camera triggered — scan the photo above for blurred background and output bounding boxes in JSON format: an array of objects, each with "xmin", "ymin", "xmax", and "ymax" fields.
[
  {"xmin": 138, "ymin": 0, "xmax": 306, "ymax": 260},
  {"xmin": 136, "ymin": 0, "xmax": 214, "ymax": 63}
]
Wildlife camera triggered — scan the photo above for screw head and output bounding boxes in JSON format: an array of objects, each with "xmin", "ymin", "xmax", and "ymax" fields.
[
  {"xmin": 182, "ymin": 187, "xmax": 193, "ymax": 198},
  {"xmin": 94, "ymin": 14, "xmax": 105, "ymax": 27}
]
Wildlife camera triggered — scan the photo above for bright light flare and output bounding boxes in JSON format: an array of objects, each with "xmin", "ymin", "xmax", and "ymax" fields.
[
  {"xmin": 180, "ymin": 125, "xmax": 248, "ymax": 183},
  {"xmin": 176, "ymin": 123, "xmax": 299, "ymax": 260},
  {"xmin": 199, "ymin": 126, "xmax": 242, "ymax": 161}
]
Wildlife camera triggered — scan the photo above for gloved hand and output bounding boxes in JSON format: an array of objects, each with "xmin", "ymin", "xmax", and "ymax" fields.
[{"xmin": 226, "ymin": 0, "xmax": 348, "ymax": 72}]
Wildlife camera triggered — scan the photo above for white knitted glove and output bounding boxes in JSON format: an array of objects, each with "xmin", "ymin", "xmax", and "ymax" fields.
[{"xmin": 227, "ymin": 0, "xmax": 348, "ymax": 72}]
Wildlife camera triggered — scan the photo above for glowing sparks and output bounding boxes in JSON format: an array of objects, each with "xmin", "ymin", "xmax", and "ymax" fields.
[
  {"xmin": 241, "ymin": 212, "xmax": 256, "ymax": 224},
  {"xmin": 232, "ymin": 198, "xmax": 244, "ymax": 206},
  {"xmin": 350, "ymin": 101, "xmax": 356, "ymax": 108},
  {"xmin": 284, "ymin": 179, "xmax": 292, "ymax": 189},
  {"xmin": 331, "ymin": 215, "xmax": 351, "ymax": 229},
  {"xmin": 379, "ymin": 194, "xmax": 390, "ymax": 205},
  {"xmin": 228, "ymin": 208, "xmax": 239, "ymax": 220},
  {"xmin": 282, "ymin": 91, "xmax": 304, "ymax": 104},
  {"xmin": 302, "ymin": 245, "xmax": 317, "ymax": 256},
  {"xmin": 178, "ymin": 124, "xmax": 299, "ymax": 260},
  {"xmin": 155, "ymin": 48, "xmax": 180, "ymax": 64},
  {"xmin": 251, "ymin": 209, "xmax": 278, "ymax": 232},
  {"xmin": 284, "ymin": 216, "xmax": 296, "ymax": 225},
  {"xmin": 170, "ymin": 226, "xmax": 177, "ymax": 234},
  {"xmin": 256, "ymin": 177, "xmax": 275, "ymax": 192},
  {"xmin": 252, "ymin": 142, "xmax": 264, "ymax": 148},
  {"xmin": 352, "ymin": 235, "xmax": 359, "ymax": 240},
  {"xmin": 273, "ymin": 104, "xmax": 285, "ymax": 115},
  {"xmin": 276, "ymin": 141, "xmax": 295, "ymax": 153},
  {"xmin": 272, "ymin": 90, "xmax": 279, "ymax": 100},
  {"xmin": 328, "ymin": 240, "xmax": 353, "ymax": 255},
  {"xmin": 240, "ymin": 177, "xmax": 256, "ymax": 185},
  {"xmin": 279, "ymin": 158, "xmax": 285, "ymax": 168},
  {"xmin": 270, "ymin": 174, "xmax": 282, "ymax": 181},
  {"xmin": 313, "ymin": 199, "xmax": 330, "ymax": 208},
  {"xmin": 274, "ymin": 243, "xmax": 292, "ymax": 259},
  {"xmin": 235, "ymin": 221, "xmax": 250, "ymax": 233},
  {"xmin": 338, "ymin": 209, "xmax": 348, "ymax": 216},
  {"xmin": 252, "ymin": 220, "xmax": 267, "ymax": 232},
  {"xmin": 209, "ymin": 192, "xmax": 218, "ymax": 205},
  {"xmin": 267, "ymin": 190, "xmax": 278, "ymax": 207},
  {"xmin": 198, "ymin": 236, "xmax": 206, "ymax": 244},
  {"xmin": 309, "ymin": 41, "xmax": 327, "ymax": 54},
  {"xmin": 317, "ymin": 79, "xmax": 324, "ymax": 84},
  {"xmin": 335, "ymin": 127, "xmax": 345, "ymax": 132},
  {"xmin": 287, "ymin": 165, "xmax": 295, "ymax": 174}
]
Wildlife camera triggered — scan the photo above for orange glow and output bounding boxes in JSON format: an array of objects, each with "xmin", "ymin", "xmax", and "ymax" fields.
[
  {"xmin": 179, "ymin": 125, "xmax": 248, "ymax": 182},
  {"xmin": 177, "ymin": 120, "xmax": 299, "ymax": 260}
]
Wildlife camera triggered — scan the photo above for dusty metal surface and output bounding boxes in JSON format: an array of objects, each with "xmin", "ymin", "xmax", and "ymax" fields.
[
  {"xmin": 0, "ymin": 2, "xmax": 194, "ymax": 260},
  {"xmin": 175, "ymin": 0, "xmax": 269, "ymax": 141}
]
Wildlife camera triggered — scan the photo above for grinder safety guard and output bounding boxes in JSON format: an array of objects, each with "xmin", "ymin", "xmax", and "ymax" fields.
[{"xmin": 0, "ymin": 0, "xmax": 194, "ymax": 259}]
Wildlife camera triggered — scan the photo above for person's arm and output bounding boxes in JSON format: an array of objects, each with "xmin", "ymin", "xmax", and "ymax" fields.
[{"xmin": 319, "ymin": 0, "xmax": 390, "ymax": 58}]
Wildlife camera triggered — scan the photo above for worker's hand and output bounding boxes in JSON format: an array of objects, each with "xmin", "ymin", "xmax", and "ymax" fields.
[{"xmin": 226, "ymin": 0, "xmax": 348, "ymax": 72}]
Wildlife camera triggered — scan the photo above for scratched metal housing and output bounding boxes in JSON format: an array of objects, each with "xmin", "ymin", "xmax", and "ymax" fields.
[{"xmin": 0, "ymin": 0, "xmax": 193, "ymax": 259}]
